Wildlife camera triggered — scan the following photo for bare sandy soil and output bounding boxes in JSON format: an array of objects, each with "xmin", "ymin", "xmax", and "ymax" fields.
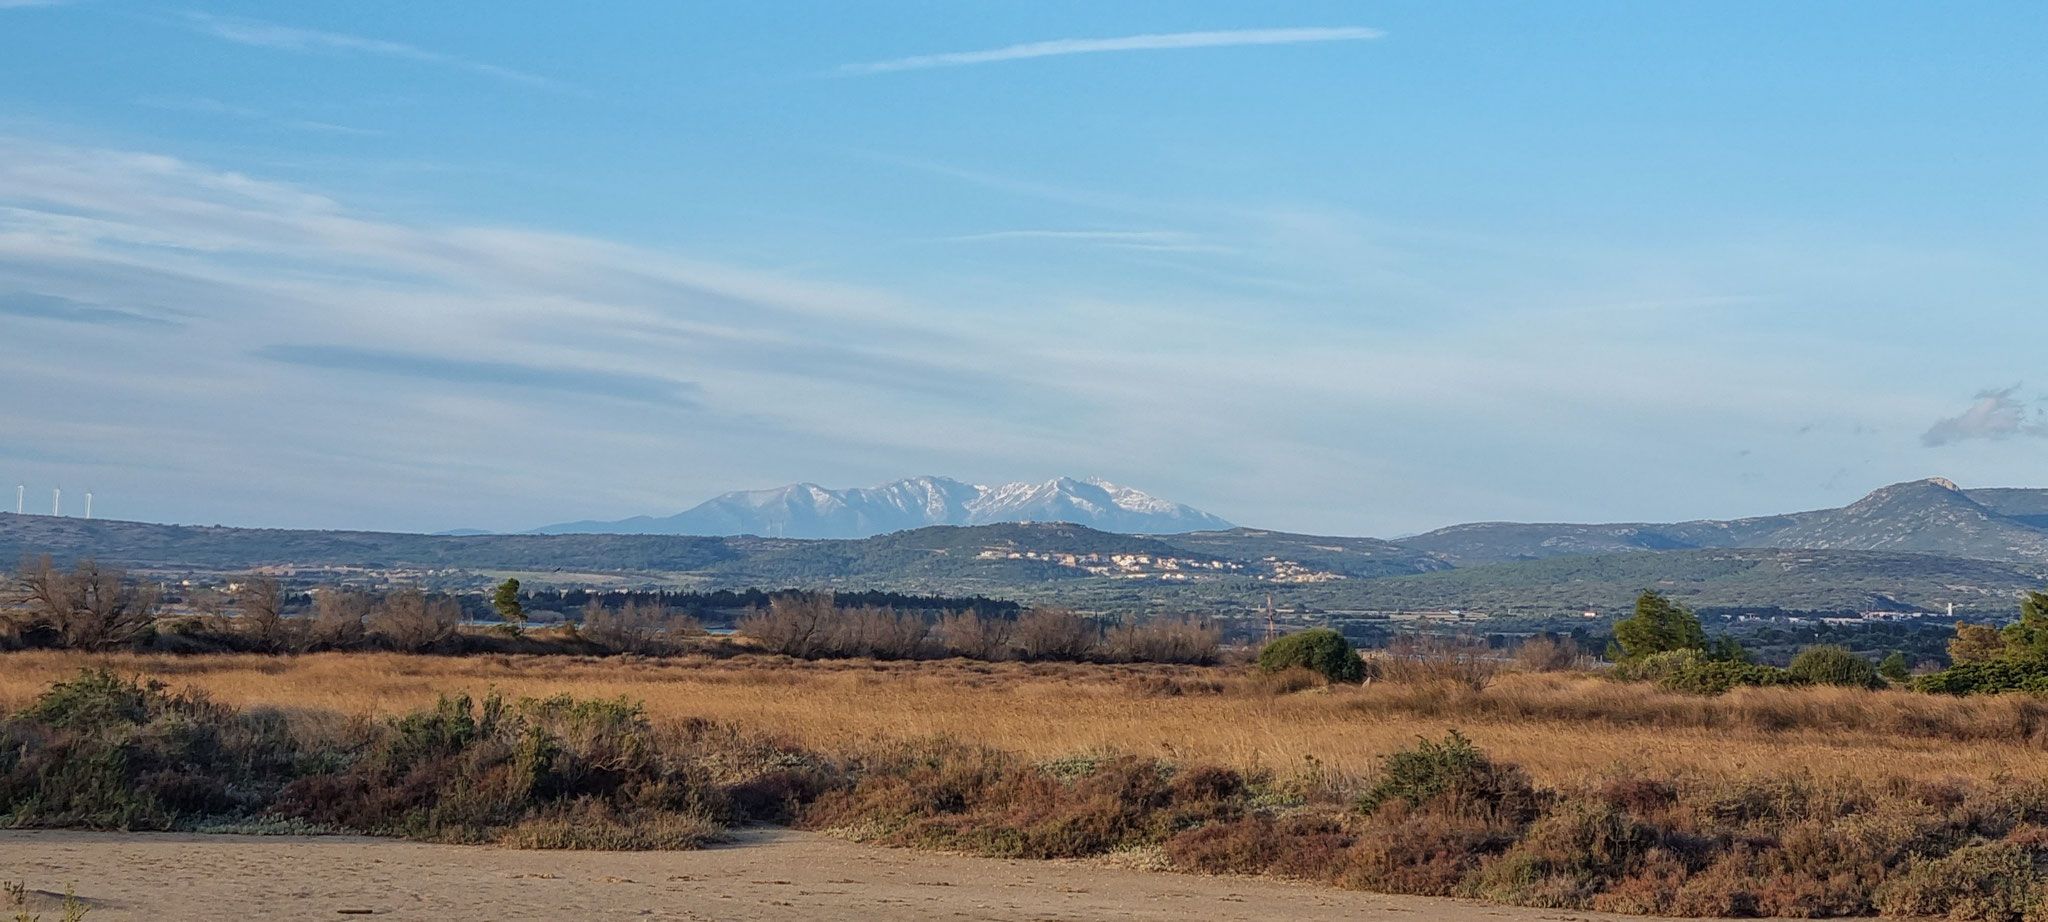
[{"xmin": 0, "ymin": 828, "xmax": 1822, "ymax": 922}]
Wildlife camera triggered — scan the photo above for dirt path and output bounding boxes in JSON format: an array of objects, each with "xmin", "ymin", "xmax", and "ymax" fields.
[{"xmin": 1, "ymin": 828, "xmax": 1794, "ymax": 922}]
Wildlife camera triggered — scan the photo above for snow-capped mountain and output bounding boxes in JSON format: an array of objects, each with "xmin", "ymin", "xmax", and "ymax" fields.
[{"xmin": 531, "ymin": 476, "xmax": 1231, "ymax": 538}]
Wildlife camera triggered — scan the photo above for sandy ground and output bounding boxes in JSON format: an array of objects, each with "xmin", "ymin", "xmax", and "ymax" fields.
[{"xmin": 0, "ymin": 828, "xmax": 1804, "ymax": 922}]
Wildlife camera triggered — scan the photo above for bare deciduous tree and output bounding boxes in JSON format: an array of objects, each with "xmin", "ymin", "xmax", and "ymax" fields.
[
  {"xmin": 1012, "ymin": 607, "xmax": 1099, "ymax": 662},
  {"xmin": 236, "ymin": 575, "xmax": 299, "ymax": 652},
  {"xmin": 938, "ymin": 609, "xmax": 1014, "ymax": 660},
  {"xmin": 371, "ymin": 587, "xmax": 460, "ymax": 652},
  {"xmin": 309, "ymin": 586, "xmax": 373, "ymax": 649},
  {"xmin": 1104, "ymin": 615, "xmax": 1222, "ymax": 665},
  {"xmin": 581, "ymin": 598, "xmax": 702, "ymax": 655},
  {"xmin": 9, "ymin": 555, "xmax": 160, "ymax": 650},
  {"xmin": 828, "ymin": 605, "xmax": 928, "ymax": 659},
  {"xmin": 736, "ymin": 592, "xmax": 836, "ymax": 657}
]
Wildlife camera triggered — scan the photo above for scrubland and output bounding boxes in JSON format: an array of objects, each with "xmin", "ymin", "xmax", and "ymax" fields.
[
  {"xmin": 4, "ymin": 650, "xmax": 2046, "ymax": 786},
  {"xmin": 8, "ymin": 650, "xmax": 2048, "ymax": 919}
]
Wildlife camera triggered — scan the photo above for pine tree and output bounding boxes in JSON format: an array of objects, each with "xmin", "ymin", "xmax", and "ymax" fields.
[
  {"xmin": 1879, "ymin": 651, "xmax": 1911, "ymax": 683},
  {"xmin": 1611, "ymin": 590, "xmax": 1707, "ymax": 661},
  {"xmin": 491, "ymin": 578, "xmax": 524, "ymax": 631}
]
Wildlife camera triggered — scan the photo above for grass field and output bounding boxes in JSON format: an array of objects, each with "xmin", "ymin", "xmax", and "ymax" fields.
[{"xmin": 5, "ymin": 649, "xmax": 2045, "ymax": 788}]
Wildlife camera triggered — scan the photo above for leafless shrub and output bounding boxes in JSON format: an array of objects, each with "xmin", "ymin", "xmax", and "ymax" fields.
[
  {"xmin": 235, "ymin": 576, "xmax": 301, "ymax": 652},
  {"xmin": 1104, "ymin": 615, "xmax": 1223, "ymax": 665},
  {"xmin": 1012, "ymin": 607, "xmax": 1099, "ymax": 662},
  {"xmin": 309, "ymin": 587, "xmax": 373, "ymax": 649},
  {"xmin": 581, "ymin": 599, "xmax": 703, "ymax": 655},
  {"xmin": 370, "ymin": 587, "xmax": 460, "ymax": 652},
  {"xmin": 1513, "ymin": 634, "xmax": 1589, "ymax": 673},
  {"xmin": 1380, "ymin": 634, "xmax": 1501, "ymax": 691},
  {"xmin": 736, "ymin": 592, "xmax": 836, "ymax": 657},
  {"xmin": 938, "ymin": 610, "xmax": 1014, "ymax": 660},
  {"xmin": 821, "ymin": 604, "xmax": 929, "ymax": 659},
  {"xmin": 8, "ymin": 555, "xmax": 160, "ymax": 649},
  {"xmin": 186, "ymin": 586, "xmax": 233, "ymax": 635}
]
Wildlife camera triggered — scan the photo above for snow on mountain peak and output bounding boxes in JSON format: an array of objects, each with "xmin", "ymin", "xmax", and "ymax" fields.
[{"xmin": 535, "ymin": 475, "xmax": 1231, "ymax": 538}]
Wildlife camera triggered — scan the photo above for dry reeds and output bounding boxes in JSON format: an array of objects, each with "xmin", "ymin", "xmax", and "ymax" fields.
[{"xmin": 3, "ymin": 651, "xmax": 2046, "ymax": 791}]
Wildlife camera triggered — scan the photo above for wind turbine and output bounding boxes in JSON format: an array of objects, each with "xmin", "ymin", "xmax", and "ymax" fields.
[
  {"xmin": 13, "ymin": 484, "xmax": 20, "ymax": 515},
  {"xmin": 52, "ymin": 488, "xmax": 60, "ymax": 516},
  {"xmin": 85, "ymin": 492, "xmax": 93, "ymax": 520}
]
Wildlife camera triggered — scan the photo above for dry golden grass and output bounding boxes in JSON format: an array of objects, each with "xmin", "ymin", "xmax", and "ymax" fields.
[{"xmin": 4, "ymin": 650, "xmax": 2046, "ymax": 787}]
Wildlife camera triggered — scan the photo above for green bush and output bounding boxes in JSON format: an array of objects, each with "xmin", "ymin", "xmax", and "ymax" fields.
[
  {"xmin": 0, "ymin": 668, "xmax": 816, "ymax": 847},
  {"xmin": 1878, "ymin": 840, "xmax": 2047, "ymax": 922},
  {"xmin": 273, "ymin": 691, "xmax": 736, "ymax": 846},
  {"xmin": 1358, "ymin": 730, "xmax": 1541, "ymax": 820},
  {"xmin": 0, "ymin": 669, "xmax": 299, "ymax": 829},
  {"xmin": 1916, "ymin": 660, "xmax": 2048, "ymax": 696},
  {"xmin": 1608, "ymin": 649, "xmax": 1703, "ymax": 683},
  {"xmin": 1786, "ymin": 645, "xmax": 1881, "ymax": 689},
  {"xmin": 1258, "ymin": 629, "xmax": 1364, "ymax": 684},
  {"xmin": 1655, "ymin": 659, "xmax": 1792, "ymax": 696}
]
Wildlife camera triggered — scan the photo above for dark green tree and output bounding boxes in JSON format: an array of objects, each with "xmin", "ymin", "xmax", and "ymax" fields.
[
  {"xmin": 1611, "ymin": 591, "xmax": 1707, "ymax": 661},
  {"xmin": 491, "ymin": 578, "xmax": 524, "ymax": 630},
  {"xmin": 1257, "ymin": 628, "xmax": 1365, "ymax": 684},
  {"xmin": 1879, "ymin": 651, "xmax": 1911, "ymax": 683},
  {"xmin": 1997, "ymin": 591, "xmax": 2048, "ymax": 665}
]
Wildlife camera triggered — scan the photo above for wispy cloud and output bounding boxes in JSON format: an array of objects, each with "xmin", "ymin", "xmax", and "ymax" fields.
[
  {"xmin": 843, "ymin": 26, "xmax": 1384, "ymax": 75},
  {"xmin": 1921, "ymin": 386, "xmax": 2048, "ymax": 446},
  {"xmin": 948, "ymin": 230, "xmax": 1235, "ymax": 254},
  {"xmin": 253, "ymin": 345, "xmax": 698, "ymax": 406},
  {"xmin": 0, "ymin": 291, "xmax": 177, "ymax": 326},
  {"xmin": 182, "ymin": 12, "xmax": 555, "ymax": 88},
  {"xmin": 136, "ymin": 95, "xmax": 383, "ymax": 136}
]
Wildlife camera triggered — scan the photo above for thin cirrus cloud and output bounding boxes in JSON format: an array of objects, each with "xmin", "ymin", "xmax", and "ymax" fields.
[
  {"xmin": 947, "ymin": 229, "xmax": 1237, "ymax": 255},
  {"xmin": 250, "ymin": 344, "xmax": 700, "ymax": 407},
  {"xmin": 842, "ymin": 26, "xmax": 1384, "ymax": 75},
  {"xmin": 135, "ymin": 95, "xmax": 382, "ymax": 136},
  {"xmin": 181, "ymin": 12, "xmax": 556, "ymax": 88}
]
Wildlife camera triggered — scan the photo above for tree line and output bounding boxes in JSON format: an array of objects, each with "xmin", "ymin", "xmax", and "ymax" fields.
[{"xmin": 0, "ymin": 556, "xmax": 1218, "ymax": 664}]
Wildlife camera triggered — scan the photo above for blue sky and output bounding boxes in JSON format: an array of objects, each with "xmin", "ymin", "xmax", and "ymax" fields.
[{"xmin": 1, "ymin": 1, "xmax": 2045, "ymax": 536}]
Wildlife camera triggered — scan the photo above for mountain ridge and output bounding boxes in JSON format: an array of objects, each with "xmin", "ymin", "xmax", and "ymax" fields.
[
  {"xmin": 532, "ymin": 475, "xmax": 1232, "ymax": 539},
  {"xmin": 1401, "ymin": 478, "xmax": 2048, "ymax": 565}
]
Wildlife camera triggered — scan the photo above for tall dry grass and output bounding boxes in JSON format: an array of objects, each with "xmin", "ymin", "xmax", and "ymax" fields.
[{"xmin": 4, "ymin": 651, "xmax": 2046, "ymax": 788}]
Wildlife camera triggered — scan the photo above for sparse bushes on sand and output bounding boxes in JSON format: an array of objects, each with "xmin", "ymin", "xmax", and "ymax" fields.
[
  {"xmin": 0, "ymin": 668, "xmax": 800, "ymax": 847},
  {"xmin": 10, "ymin": 665, "xmax": 2048, "ymax": 917}
]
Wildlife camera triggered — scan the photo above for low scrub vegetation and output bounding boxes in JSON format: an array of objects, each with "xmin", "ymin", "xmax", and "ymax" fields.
[
  {"xmin": 0, "ymin": 668, "xmax": 803, "ymax": 847},
  {"xmin": 12, "ymin": 663, "xmax": 2048, "ymax": 918}
]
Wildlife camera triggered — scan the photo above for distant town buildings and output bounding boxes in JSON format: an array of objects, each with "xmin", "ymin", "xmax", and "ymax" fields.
[{"xmin": 972, "ymin": 547, "xmax": 1345, "ymax": 583}]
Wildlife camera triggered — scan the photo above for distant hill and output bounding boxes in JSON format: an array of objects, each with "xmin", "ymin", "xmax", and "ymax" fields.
[
  {"xmin": 0, "ymin": 513, "xmax": 748, "ymax": 573},
  {"xmin": 4, "ymin": 503, "xmax": 2044, "ymax": 617},
  {"xmin": 6, "ymin": 476, "xmax": 2048, "ymax": 619},
  {"xmin": 531, "ymin": 475, "xmax": 1230, "ymax": 538},
  {"xmin": 1289, "ymin": 547, "xmax": 2048, "ymax": 617},
  {"xmin": 1401, "ymin": 479, "xmax": 2048, "ymax": 566},
  {"xmin": 1159, "ymin": 529, "xmax": 1454, "ymax": 580}
]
